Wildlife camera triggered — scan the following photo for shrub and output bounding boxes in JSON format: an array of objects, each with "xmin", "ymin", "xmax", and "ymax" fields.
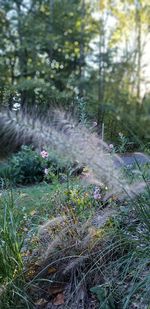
[
  {"xmin": 0, "ymin": 146, "xmax": 82, "ymax": 187},
  {"xmin": 0, "ymin": 146, "xmax": 44, "ymax": 186}
]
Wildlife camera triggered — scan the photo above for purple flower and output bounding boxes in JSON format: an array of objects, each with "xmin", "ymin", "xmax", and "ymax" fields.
[
  {"xmin": 93, "ymin": 186, "xmax": 101, "ymax": 200},
  {"xmin": 94, "ymin": 193, "xmax": 101, "ymax": 200}
]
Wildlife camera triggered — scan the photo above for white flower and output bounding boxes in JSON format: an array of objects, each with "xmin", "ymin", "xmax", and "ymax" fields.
[
  {"xmin": 44, "ymin": 168, "xmax": 49, "ymax": 175},
  {"xmin": 119, "ymin": 132, "xmax": 123, "ymax": 138}
]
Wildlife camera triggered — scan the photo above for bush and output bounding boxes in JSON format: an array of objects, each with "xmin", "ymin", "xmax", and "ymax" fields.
[
  {"xmin": 0, "ymin": 146, "xmax": 83, "ymax": 187},
  {"xmin": 0, "ymin": 146, "xmax": 44, "ymax": 186}
]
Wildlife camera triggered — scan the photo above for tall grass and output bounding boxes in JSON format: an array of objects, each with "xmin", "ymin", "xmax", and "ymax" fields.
[
  {"xmin": 0, "ymin": 191, "xmax": 23, "ymax": 281},
  {"xmin": 97, "ymin": 186, "xmax": 150, "ymax": 308},
  {"xmin": 0, "ymin": 191, "xmax": 32, "ymax": 308},
  {"xmin": 34, "ymin": 169, "xmax": 150, "ymax": 308}
]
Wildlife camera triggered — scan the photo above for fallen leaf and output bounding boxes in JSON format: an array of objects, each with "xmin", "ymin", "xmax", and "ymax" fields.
[
  {"xmin": 20, "ymin": 193, "xmax": 28, "ymax": 197},
  {"xmin": 30, "ymin": 209, "xmax": 37, "ymax": 216},
  {"xmin": 53, "ymin": 292, "xmax": 64, "ymax": 305},
  {"xmin": 47, "ymin": 267, "xmax": 57, "ymax": 274},
  {"xmin": 48, "ymin": 286, "xmax": 64, "ymax": 295},
  {"xmin": 26, "ymin": 263, "xmax": 41, "ymax": 279}
]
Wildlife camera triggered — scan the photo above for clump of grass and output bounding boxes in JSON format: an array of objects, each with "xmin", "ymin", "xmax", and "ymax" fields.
[
  {"xmin": 96, "ymin": 188, "xmax": 150, "ymax": 308},
  {"xmin": 0, "ymin": 191, "xmax": 33, "ymax": 308},
  {"xmin": 28, "ymin": 217, "xmax": 129, "ymax": 308},
  {"xmin": 25, "ymin": 174, "xmax": 149, "ymax": 308},
  {"xmin": 0, "ymin": 191, "xmax": 23, "ymax": 282}
]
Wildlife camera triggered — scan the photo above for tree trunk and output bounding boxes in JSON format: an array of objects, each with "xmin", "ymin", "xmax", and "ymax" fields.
[
  {"xmin": 79, "ymin": 0, "xmax": 85, "ymax": 97},
  {"xmin": 97, "ymin": 16, "xmax": 105, "ymax": 127},
  {"xmin": 16, "ymin": 1, "xmax": 28, "ymax": 108},
  {"xmin": 135, "ymin": 0, "xmax": 142, "ymax": 101}
]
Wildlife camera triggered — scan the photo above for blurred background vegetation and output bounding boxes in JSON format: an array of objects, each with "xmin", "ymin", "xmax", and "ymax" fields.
[{"xmin": 0, "ymin": 0, "xmax": 150, "ymax": 149}]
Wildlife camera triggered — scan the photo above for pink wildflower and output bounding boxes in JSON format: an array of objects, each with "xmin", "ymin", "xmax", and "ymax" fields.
[{"xmin": 41, "ymin": 150, "xmax": 48, "ymax": 158}]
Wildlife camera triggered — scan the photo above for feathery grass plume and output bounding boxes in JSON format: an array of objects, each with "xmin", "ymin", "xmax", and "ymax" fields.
[
  {"xmin": 0, "ymin": 111, "xmax": 38, "ymax": 158},
  {"xmin": 0, "ymin": 109, "xmax": 75, "ymax": 158},
  {"xmin": 39, "ymin": 215, "xmax": 66, "ymax": 235},
  {"xmin": 0, "ymin": 108, "xmax": 146, "ymax": 198}
]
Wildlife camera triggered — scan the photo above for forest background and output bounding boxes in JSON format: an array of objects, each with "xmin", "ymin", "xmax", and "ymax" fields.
[{"xmin": 0, "ymin": 0, "xmax": 150, "ymax": 149}]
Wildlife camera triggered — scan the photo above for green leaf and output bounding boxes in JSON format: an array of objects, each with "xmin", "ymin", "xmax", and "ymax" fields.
[{"xmin": 90, "ymin": 285, "xmax": 116, "ymax": 309}]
